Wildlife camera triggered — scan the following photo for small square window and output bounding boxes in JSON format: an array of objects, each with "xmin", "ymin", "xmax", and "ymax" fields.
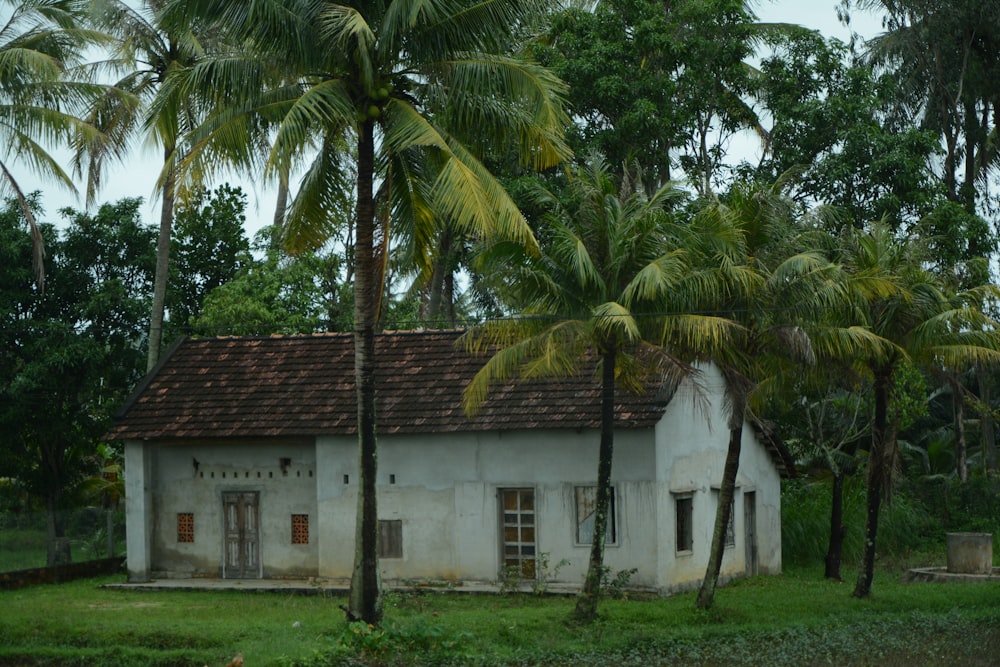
[
  {"xmin": 177, "ymin": 513, "xmax": 194, "ymax": 543},
  {"xmin": 378, "ymin": 520, "xmax": 402, "ymax": 559},
  {"xmin": 291, "ymin": 514, "xmax": 309, "ymax": 545},
  {"xmin": 674, "ymin": 494, "xmax": 693, "ymax": 553},
  {"xmin": 575, "ymin": 486, "xmax": 617, "ymax": 545}
]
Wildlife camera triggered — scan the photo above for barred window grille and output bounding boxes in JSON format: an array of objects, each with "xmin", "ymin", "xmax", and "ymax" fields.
[
  {"xmin": 291, "ymin": 514, "xmax": 309, "ymax": 545},
  {"xmin": 177, "ymin": 513, "xmax": 194, "ymax": 543}
]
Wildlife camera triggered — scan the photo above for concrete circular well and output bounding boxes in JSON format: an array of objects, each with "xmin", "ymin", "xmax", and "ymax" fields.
[{"xmin": 946, "ymin": 532, "xmax": 994, "ymax": 575}]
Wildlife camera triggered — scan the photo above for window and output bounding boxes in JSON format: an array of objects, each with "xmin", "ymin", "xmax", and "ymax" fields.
[
  {"xmin": 725, "ymin": 497, "xmax": 735, "ymax": 548},
  {"xmin": 500, "ymin": 488, "xmax": 536, "ymax": 578},
  {"xmin": 575, "ymin": 486, "xmax": 617, "ymax": 545},
  {"xmin": 674, "ymin": 494, "xmax": 693, "ymax": 553},
  {"xmin": 291, "ymin": 514, "xmax": 309, "ymax": 545},
  {"xmin": 177, "ymin": 513, "xmax": 194, "ymax": 543},
  {"xmin": 712, "ymin": 490, "xmax": 736, "ymax": 548},
  {"xmin": 379, "ymin": 520, "xmax": 403, "ymax": 559}
]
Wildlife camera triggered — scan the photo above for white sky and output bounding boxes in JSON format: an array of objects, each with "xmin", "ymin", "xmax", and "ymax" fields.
[{"xmin": 28, "ymin": 0, "xmax": 885, "ymax": 238}]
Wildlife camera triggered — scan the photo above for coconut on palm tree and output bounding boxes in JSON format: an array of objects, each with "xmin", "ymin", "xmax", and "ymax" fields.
[{"xmin": 161, "ymin": 0, "xmax": 570, "ymax": 624}]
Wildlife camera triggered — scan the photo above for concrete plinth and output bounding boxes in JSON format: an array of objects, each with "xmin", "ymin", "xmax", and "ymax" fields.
[{"xmin": 945, "ymin": 532, "xmax": 994, "ymax": 575}]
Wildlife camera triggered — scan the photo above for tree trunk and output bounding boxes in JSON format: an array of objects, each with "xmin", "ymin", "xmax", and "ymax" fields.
[
  {"xmin": 426, "ymin": 232, "xmax": 452, "ymax": 327},
  {"xmin": 270, "ymin": 171, "xmax": 289, "ymax": 250},
  {"xmin": 147, "ymin": 147, "xmax": 176, "ymax": 372},
  {"xmin": 696, "ymin": 397, "xmax": 744, "ymax": 610},
  {"xmin": 980, "ymin": 365, "xmax": 997, "ymax": 473},
  {"xmin": 106, "ymin": 507, "xmax": 115, "ymax": 559},
  {"xmin": 824, "ymin": 471, "xmax": 846, "ymax": 580},
  {"xmin": 952, "ymin": 377, "xmax": 968, "ymax": 484},
  {"xmin": 573, "ymin": 346, "xmax": 616, "ymax": 623},
  {"xmin": 853, "ymin": 370, "xmax": 891, "ymax": 598},
  {"xmin": 45, "ymin": 493, "xmax": 70, "ymax": 568},
  {"xmin": 347, "ymin": 119, "xmax": 383, "ymax": 626}
]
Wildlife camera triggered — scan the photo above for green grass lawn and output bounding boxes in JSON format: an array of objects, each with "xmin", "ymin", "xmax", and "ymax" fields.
[{"xmin": 0, "ymin": 565, "xmax": 998, "ymax": 666}]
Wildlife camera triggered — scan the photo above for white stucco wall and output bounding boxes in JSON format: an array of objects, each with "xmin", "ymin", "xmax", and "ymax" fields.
[
  {"xmin": 146, "ymin": 442, "xmax": 318, "ymax": 578},
  {"xmin": 129, "ymin": 364, "xmax": 783, "ymax": 592},
  {"xmin": 653, "ymin": 364, "xmax": 783, "ymax": 593},
  {"xmin": 313, "ymin": 430, "xmax": 660, "ymax": 587}
]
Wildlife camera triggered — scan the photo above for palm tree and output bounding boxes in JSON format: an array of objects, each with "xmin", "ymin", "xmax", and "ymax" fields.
[
  {"xmin": 463, "ymin": 155, "xmax": 736, "ymax": 623},
  {"xmin": 162, "ymin": 0, "xmax": 570, "ymax": 625},
  {"xmin": 78, "ymin": 0, "xmax": 230, "ymax": 371},
  {"xmin": 692, "ymin": 180, "xmax": 880, "ymax": 609},
  {"xmin": 840, "ymin": 223, "xmax": 1000, "ymax": 598},
  {"xmin": 0, "ymin": 0, "xmax": 104, "ymax": 289}
]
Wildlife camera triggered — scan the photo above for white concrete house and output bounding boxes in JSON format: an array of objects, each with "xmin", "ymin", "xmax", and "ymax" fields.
[{"xmin": 110, "ymin": 330, "xmax": 793, "ymax": 594}]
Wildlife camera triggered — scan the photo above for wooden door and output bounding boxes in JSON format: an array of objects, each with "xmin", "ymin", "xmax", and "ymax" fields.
[
  {"xmin": 744, "ymin": 491, "xmax": 758, "ymax": 576},
  {"xmin": 222, "ymin": 491, "xmax": 261, "ymax": 579},
  {"xmin": 500, "ymin": 488, "xmax": 536, "ymax": 579}
]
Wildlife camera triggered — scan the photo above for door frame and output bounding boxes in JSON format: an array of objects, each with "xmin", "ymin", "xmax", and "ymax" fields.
[
  {"xmin": 498, "ymin": 487, "xmax": 537, "ymax": 580},
  {"xmin": 221, "ymin": 490, "xmax": 262, "ymax": 579},
  {"xmin": 744, "ymin": 490, "xmax": 758, "ymax": 576}
]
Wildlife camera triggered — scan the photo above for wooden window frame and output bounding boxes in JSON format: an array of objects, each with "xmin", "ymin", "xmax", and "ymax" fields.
[
  {"xmin": 674, "ymin": 493, "xmax": 693, "ymax": 554},
  {"xmin": 574, "ymin": 485, "xmax": 617, "ymax": 546},
  {"xmin": 378, "ymin": 519, "xmax": 403, "ymax": 559}
]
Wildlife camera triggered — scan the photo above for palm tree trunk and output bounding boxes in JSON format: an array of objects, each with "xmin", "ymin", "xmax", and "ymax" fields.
[
  {"xmin": 696, "ymin": 402, "xmax": 743, "ymax": 610},
  {"xmin": 824, "ymin": 471, "xmax": 846, "ymax": 580},
  {"xmin": 426, "ymin": 232, "xmax": 452, "ymax": 327},
  {"xmin": 270, "ymin": 170, "xmax": 289, "ymax": 250},
  {"xmin": 348, "ymin": 119, "xmax": 383, "ymax": 625},
  {"xmin": 854, "ymin": 370, "xmax": 891, "ymax": 598},
  {"xmin": 952, "ymin": 377, "xmax": 968, "ymax": 484},
  {"xmin": 980, "ymin": 365, "xmax": 997, "ymax": 472},
  {"xmin": 573, "ymin": 346, "xmax": 616, "ymax": 623},
  {"xmin": 147, "ymin": 147, "xmax": 175, "ymax": 372}
]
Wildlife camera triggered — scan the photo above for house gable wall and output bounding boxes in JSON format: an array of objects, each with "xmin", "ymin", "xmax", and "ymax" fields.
[{"xmin": 653, "ymin": 364, "xmax": 783, "ymax": 592}]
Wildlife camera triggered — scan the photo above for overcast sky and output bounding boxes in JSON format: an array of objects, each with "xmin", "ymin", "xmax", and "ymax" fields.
[{"xmin": 31, "ymin": 0, "xmax": 886, "ymax": 237}]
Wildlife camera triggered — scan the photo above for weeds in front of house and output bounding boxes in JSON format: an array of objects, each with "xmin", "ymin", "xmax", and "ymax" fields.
[
  {"xmin": 496, "ymin": 552, "xmax": 570, "ymax": 595},
  {"xmin": 4, "ymin": 551, "xmax": 1000, "ymax": 666}
]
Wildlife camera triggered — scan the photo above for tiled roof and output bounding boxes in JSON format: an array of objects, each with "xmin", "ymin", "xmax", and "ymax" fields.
[{"xmin": 107, "ymin": 330, "xmax": 668, "ymax": 441}]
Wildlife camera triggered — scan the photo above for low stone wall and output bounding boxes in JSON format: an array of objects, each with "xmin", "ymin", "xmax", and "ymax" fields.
[{"xmin": 0, "ymin": 557, "xmax": 125, "ymax": 590}]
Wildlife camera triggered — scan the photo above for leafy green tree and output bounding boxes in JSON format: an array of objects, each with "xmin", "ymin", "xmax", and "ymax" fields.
[
  {"xmin": 778, "ymin": 382, "xmax": 870, "ymax": 581},
  {"xmin": 539, "ymin": 0, "xmax": 761, "ymax": 193},
  {"xmin": 193, "ymin": 247, "xmax": 348, "ymax": 336},
  {"xmin": 0, "ymin": 0, "xmax": 105, "ymax": 288},
  {"xmin": 843, "ymin": 0, "xmax": 1000, "ymax": 215},
  {"xmin": 165, "ymin": 0, "xmax": 570, "ymax": 624},
  {"xmin": 167, "ymin": 183, "xmax": 251, "ymax": 337},
  {"xmin": 0, "ymin": 195, "xmax": 154, "ymax": 566},
  {"xmin": 753, "ymin": 29, "xmax": 942, "ymax": 231},
  {"xmin": 464, "ymin": 155, "xmax": 732, "ymax": 623}
]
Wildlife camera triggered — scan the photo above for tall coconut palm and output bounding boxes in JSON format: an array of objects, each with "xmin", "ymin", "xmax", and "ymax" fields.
[
  {"xmin": 691, "ymin": 179, "xmax": 884, "ymax": 610},
  {"xmin": 463, "ymin": 155, "xmax": 737, "ymax": 623},
  {"xmin": 0, "ymin": 0, "xmax": 104, "ymax": 289},
  {"xmin": 161, "ymin": 0, "xmax": 570, "ymax": 625},
  {"xmin": 78, "ymin": 0, "xmax": 233, "ymax": 371},
  {"xmin": 839, "ymin": 223, "xmax": 1000, "ymax": 598}
]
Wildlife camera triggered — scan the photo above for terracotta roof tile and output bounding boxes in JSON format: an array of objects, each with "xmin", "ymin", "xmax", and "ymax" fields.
[{"xmin": 108, "ymin": 330, "xmax": 666, "ymax": 441}]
